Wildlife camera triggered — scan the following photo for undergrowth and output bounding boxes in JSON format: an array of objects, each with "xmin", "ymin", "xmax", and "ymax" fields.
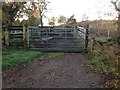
[
  {"xmin": 89, "ymin": 51, "xmax": 117, "ymax": 73},
  {"xmin": 88, "ymin": 43, "xmax": 119, "ymax": 88}
]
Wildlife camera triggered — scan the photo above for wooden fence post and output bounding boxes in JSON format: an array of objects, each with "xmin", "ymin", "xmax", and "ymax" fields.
[
  {"xmin": 2, "ymin": 26, "xmax": 5, "ymax": 46},
  {"xmin": 85, "ymin": 25, "xmax": 89, "ymax": 51},
  {"xmin": 23, "ymin": 25, "xmax": 26, "ymax": 48},
  {"xmin": 27, "ymin": 26, "xmax": 30, "ymax": 48},
  {"xmin": 5, "ymin": 26, "xmax": 9, "ymax": 46}
]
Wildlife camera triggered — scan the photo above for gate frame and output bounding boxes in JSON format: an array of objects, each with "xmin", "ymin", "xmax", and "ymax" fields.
[{"xmin": 27, "ymin": 26, "xmax": 89, "ymax": 52}]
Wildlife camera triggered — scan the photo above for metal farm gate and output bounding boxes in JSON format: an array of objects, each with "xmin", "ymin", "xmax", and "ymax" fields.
[{"xmin": 27, "ymin": 26, "xmax": 87, "ymax": 52}]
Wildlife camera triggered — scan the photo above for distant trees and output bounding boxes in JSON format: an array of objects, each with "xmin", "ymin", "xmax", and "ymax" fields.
[
  {"xmin": 48, "ymin": 16, "xmax": 55, "ymax": 26},
  {"xmin": 57, "ymin": 15, "xmax": 67, "ymax": 25},
  {"xmin": 57, "ymin": 15, "xmax": 77, "ymax": 27},
  {"xmin": 67, "ymin": 14, "xmax": 77, "ymax": 26}
]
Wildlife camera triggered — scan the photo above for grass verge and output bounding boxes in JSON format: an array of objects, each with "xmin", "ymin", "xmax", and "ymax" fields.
[
  {"xmin": 89, "ymin": 51, "xmax": 117, "ymax": 73},
  {"xmin": 88, "ymin": 47, "xmax": 119, "ymax": 88},
  {"xmin": 2, "ymin": 48, "xmax": 42, "ymax": 69}
]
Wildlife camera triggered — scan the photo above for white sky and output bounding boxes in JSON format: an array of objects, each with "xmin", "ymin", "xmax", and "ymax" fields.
[
  {"xmin": 43, "ymin": 0, "xmax": 118, "ymax": 25},
  {"xmin": 3, "ymin": 0, "xmax": 119, "ymax": 25}
]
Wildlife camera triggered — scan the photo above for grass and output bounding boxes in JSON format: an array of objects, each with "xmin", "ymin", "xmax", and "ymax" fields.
[
  {"xmin": 89, "ymin": 51, "xmax": 119, "ymax": 88},
  {"xmin": 89, "ymin": 51, "xmax": 117, "ymax": 73},
  {"xmin": 48, "ymin": 52, "xmax": 64, "ymax": 59},
  {"xmin": 95, "ymin": 36, "xmax": 108, "ymax": 42},
  {"xmin": 2, "ymin": 48, "xmax": 42, "ymax": 69}
]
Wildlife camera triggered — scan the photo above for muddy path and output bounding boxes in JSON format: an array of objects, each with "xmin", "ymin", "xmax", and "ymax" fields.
[{"xmin": 2, "ymin": 53, "xmax": 104, "ymax": 88}]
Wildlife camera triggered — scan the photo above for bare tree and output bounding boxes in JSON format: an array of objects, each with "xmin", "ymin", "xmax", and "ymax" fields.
[
  {"xmin": 111, "ymin": 0, "xmax": 120, "ymax": 43},
  {"xmin": 32, "ymin": 0, "xmax": 50, "ymax": 27}
]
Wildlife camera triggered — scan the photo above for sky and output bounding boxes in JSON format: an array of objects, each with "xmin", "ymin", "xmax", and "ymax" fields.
[
  {"xmin": 3, "ymin": 0, "xmax": 119, "ymax": 25},
  {"xmin": 43, "ymin": 0, "xmax": 118, "ymax": 25}
]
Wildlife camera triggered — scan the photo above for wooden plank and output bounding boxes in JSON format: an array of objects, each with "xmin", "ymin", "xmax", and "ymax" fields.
[
  {"xmin": 9, "ymin": 35, "xmax": 23, "ymax": 38},
  {"xmin": 8, "ymin": 26, "xmax": 23, "ymax": 30},
  {"xmin": 41, "ymin": 37, "xmax": 53, "ymax": 41},
  {"xmin": 29, "ymin": 48, "xmax": 84, "ymax": 53}
]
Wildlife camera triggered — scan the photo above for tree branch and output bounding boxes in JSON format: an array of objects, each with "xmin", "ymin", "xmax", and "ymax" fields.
[{"xmin": 111, "ymin": 1, "xmax": 120, "ymax": 12}]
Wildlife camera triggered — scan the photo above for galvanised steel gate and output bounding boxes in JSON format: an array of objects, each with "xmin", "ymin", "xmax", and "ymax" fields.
[{"xmin": 28, "ymin": 26, "xmax": 87, "ymax": 52}]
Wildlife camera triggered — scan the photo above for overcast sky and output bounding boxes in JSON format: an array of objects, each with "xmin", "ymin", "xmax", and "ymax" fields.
[
  {"xmin": 43, "ymin": 0, "xmax": 118, "ymax": 25},
  {"xmin": 2, "ymin": 0, "xmax": 119, "ymax": 25}
]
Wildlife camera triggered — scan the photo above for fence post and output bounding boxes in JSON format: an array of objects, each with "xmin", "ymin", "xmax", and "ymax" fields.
[
  {"xmin": 2, "ymin": 26, "xmax": 5, "ymax": 46},
  {"xmin": 27, "ymin": 26, "xmax": 30, "ymax": 48},
  {"xmin": 85, "ymin": 25, "xmax": 89, "ymax": 51},
  {"xmin": 23, "ymin": 25, "xmax": 26, "ymax": 48},
  {"xmin": 5, "ymin": 26, "xmax": 9, "ymax": 46},
  {"xmin": 108, "ymin": 29, "xmax": 110, "ymax": 39}
]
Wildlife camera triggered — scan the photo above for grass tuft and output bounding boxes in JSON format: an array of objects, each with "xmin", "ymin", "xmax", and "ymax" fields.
[{"xmin": 48, "ymin": 52, "xmax": 64, "ymax": 59}]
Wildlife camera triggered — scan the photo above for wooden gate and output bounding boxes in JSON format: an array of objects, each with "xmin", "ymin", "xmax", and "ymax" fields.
[
  {"xmin": 28, "ymin": 26, "xmax": 88, "ymax": 52},
  {"xmin": 3, "ymin": 26, "xmax": 27, "ymax": 47}
]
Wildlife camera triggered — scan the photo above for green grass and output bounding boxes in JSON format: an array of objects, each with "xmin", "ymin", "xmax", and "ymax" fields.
[
  {"xmin": 89, "ymin": 51, "xmax": 117, "ymax": 73},
  {"xmin": 95, "ymin": 36, "xmax": 108, "ymax": 42},
  {"xmin": 48, "ymin": 52, "xmax": 64, "ymax": 59},
  {"xmin": 2, "ymin": 49, "xmax": 42, "ymax": 69}
]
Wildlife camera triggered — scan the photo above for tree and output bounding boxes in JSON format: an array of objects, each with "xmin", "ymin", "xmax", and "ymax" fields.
[
  {"xmin": 67, "ymin": 14, "xmax": 77, "ymax": 26},
  {"xmin": 2, "ymin": 2, "xmax": 26, "ymax": 26},
  {"xmin": 2, "ymin": 0, "xmax": 50, "ymax": 26},
  {"xmin": 48, "ymin": 16, "xmax": 55, "ymax": 26},
  {"xmin": 31, "ymin": 0, "xmax": 50, "ymax": 27},
  {"xmin": 111, "ymin": 0, "xmax": 120, "ymax": 43},
  {"xmin": 57, "ymin": 15, "xmax": 67, "ymax": 25}
]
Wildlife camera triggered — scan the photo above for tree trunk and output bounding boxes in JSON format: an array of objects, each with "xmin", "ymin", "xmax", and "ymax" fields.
[
  {"xmin": 117, "ymin": 14, "xmax": 120, "ymax": 44},
  {"xmin": 40, "ymin": 15, "xmax": 43, "ymax": 27},
  {"xmin": 111, "ymin": 1, "xmax": 120, "ymax": 44},
  {"xmin": 118, "ymin": 14, "xmax": 120, "ymax": 35}
]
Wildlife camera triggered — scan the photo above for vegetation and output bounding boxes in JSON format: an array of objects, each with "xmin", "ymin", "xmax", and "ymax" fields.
[
  {"xmin": 57, "ymin": 15, "xmax": 67, "ymax": 26},
  {"xmin": 88, "ymin": 2, "xmax": 120, "ymax": 88},
  {"xmin": 48, "ymin": 16, "xmax": 55, "ymax": 26},
  {"xmin": 111, "ymin": 0, "xmax": 120, "ymax": 41},
  {"xmin": 95, "ymin": 36, "xmax": 108, "ymax": 42},
  {"xmin": 31, "ymin": 0, "xmax": 50, "ymax": 27},
  {"xmin": 2, "ymin": 48, "xmax": 42, "ymax": 69},
  {"xmin": 1, "ymin": 0, "xmax": 120, "ymax": 88},
  {"xmin": 88, "ymin": 38, "xmax": 119, "ymax": 88},
  {"xmin": 2, "ymin": 0, "xmax": 50, "ymax": 26},
  {"xmin": 67, "ymin": 14, "xmax": 77, "ymax": 26},
  {"xmin": 48, "ymin": 52, "xmax": 64, "ymax": 59},
  {"xmin": 2, "ymin": 2, "xmax": 26, "ymax": 26},
  {"xmin": 89, "ymin": 50, "xmax": 118, "ymax": 73}
]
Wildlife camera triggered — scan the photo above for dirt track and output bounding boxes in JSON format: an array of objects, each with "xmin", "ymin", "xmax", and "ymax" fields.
[{"xmin": 2, "ymin": 53, "xmax": 104, "ymax": 88}]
